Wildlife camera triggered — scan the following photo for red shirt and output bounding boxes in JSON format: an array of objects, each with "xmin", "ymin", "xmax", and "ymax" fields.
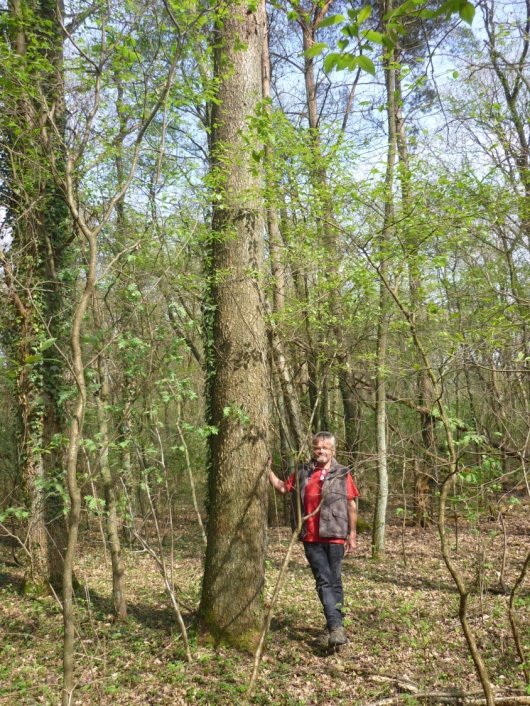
[{"xmin": 285, "ymin": 467, "xmax": 359, "ymax": 543}]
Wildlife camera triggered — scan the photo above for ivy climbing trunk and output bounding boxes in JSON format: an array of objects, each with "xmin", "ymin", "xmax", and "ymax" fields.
[
  {"xmin": 1, "ymin": 0, "xmax": 71, "ymax": 594},
  {"xmin": 199, "ymin": 0, "xmax": 270, "ymax": 650}
]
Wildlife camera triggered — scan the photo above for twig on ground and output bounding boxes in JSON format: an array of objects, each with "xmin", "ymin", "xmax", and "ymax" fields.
[{"xmin": 367, "ymin": 693, "xmax": 530, "ymax": 705}]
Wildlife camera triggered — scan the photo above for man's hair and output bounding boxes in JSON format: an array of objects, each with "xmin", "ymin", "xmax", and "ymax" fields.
[{"xmin": 312, "ymin": 431, "xmax": 336, "ymax": 450}]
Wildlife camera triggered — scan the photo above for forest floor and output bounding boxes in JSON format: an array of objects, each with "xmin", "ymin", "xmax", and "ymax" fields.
[{"xmin": 0, "ymin": 500, "xmax": 529, "ymax": 706}]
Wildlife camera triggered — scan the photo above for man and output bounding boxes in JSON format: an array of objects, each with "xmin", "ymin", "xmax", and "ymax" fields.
[{"xmin": 269, "ymin": 431, "xmax": 359, "ymax": 648}]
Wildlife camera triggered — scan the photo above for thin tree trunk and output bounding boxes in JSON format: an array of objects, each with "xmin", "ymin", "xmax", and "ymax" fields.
[
  {"xmin": 372, "ymin": 11, "xmax": 396, "ymax": 558},
  {"xmin": 508, "ymin": 547, "xmax": 530, "ymax": 684},
  {"xmin": 376, "ymin": 267, "xmax": 497, "ymax": 705},
  {"xmin": 339, "ymin": 367, "xmax": 362, "ymax": 460},
  {"xmin": 393, "ymin": 69, "xmax": 436, "ymax": 526},
  {"xmin": 299, "ymin": 4, "xmax": 333, "ymax": 432},
  {"xmin": 295, "ymin": 0, "xmax": 363, "ymax": 444},
  {"xmin": 262, "ymin": 24, "xmax": 286, "ymax": 315},
  {"xmin": 262, "ymin": 17, "xmax": 306, "ymax": 456},
  {"xmin": 93, "ymin": 295, "xmax": 127, "ymax": 620},
  {"xmin": 62, "ymin": 211, "xmax": 97, "ymax": 706}
]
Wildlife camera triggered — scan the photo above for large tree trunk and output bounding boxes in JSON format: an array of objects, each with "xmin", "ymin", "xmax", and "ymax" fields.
[
  {"xmin": 1, "ymin": 0, "xmax": 70, "ymax": 594},
  {"xmin": 199, "ymin": 0, "xmax": 270, "ymax": 650}
]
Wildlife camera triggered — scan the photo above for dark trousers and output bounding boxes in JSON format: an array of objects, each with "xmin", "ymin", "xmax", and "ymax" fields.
[{"xmin": 304, "ymin": 542, "xmax": 345, "ymax": 630}]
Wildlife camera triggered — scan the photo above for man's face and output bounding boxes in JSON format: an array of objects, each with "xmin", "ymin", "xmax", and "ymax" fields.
[{"xmin": 312, "ymin": 439, "xmax": 335, "ymax": 468}]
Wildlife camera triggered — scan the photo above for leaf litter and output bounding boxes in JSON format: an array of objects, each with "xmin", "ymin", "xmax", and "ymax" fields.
[{"xmin": 0, "ymin": 503, "xmax": 528, "ymax": 705}]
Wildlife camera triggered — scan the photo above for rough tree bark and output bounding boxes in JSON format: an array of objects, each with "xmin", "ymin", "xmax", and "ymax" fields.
[
  {"xmin": 198, "ymin": 0, "xmax": 270, "ymax": 650},
  {"xmin": 1, "ymin": 0, "xmax": 71, "ymax": 594}
]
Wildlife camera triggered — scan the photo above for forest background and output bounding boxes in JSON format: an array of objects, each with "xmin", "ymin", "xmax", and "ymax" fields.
[{"xmin": 0, "ymin": 0, "xmax": 528, "ymax": 704}]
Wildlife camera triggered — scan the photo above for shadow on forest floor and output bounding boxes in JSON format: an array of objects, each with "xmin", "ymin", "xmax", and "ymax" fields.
[
  {"xmin": 80, "ymin": 584, "xmax": 197, "ymax": 632},
  {"xmin": 0, "ymin": 567, "xmax": 24, "ymax": 592},
  {"xmin": 0, "ymin": 557, "xmax": 197, "ymax": 635},
  {"xmin": 268, "ymin": 616, "xmax": 335, "ymax": 655}
]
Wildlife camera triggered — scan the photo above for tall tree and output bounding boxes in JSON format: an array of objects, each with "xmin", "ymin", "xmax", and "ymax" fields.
[
  {"xmin": 0, "ymin": 0, "xmax": 72, "ymax": 593},
  {"xmin": 371, "ymin": 0, "xmax": 396, "ymax": 558},
  {"xmin": 277, "ymin": 0, "xmax": 365, "ymax": 448},
  {"xmin": 199, "ymin": 0, "xmax": 270, "ymax": 649},
  {"xmin": 262, "ymin": 18, "xmax": 306, "ymax": 456}
]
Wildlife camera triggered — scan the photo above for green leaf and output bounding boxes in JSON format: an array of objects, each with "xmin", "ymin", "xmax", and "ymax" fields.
[
  {"xmin": 342, "ymin": 24, "xmax": 359, "ymax": 38},
  {"xmin": 361, "ymin": 29, "xmax": 384, "ymax": 44},
  {"xmin": 459, "ymin": 2, "xmax": 475, "ymax": 23},
  {"xmin": 303, "ymin": 42, "xmax": 327, "ymax": 59},
  {"xmin": 337, "ymin": 54, "xmax": 359, "ymax": 71},
  {"xmin": 324, "ymin": 53, "xmax": 358, "ymax": 72},
  {"xmin": 435, "ymin": 0, "xmax": 471, "ymax": 18},
  {"xmin": 40, "ymin": 337, "xmax": 57, "ymax": 351},
  {"xmin": 316, "ymin": 14, "xmax": 345, "ymax": 29},
  {"xmin": 0, "ymin": 506, "xmax": 29, "ymax": 522},
  {"xmin": 383, "ymin": 30, "xmax": 397, "ymax": 48},
  {"xmin": 357, "ymin": 5, "xmax": 372, "ymax": 23},
  {"xmin": 323, "ymin": 53, "xmax": 339, "ymax": 73},
  {"xmin": 24, "ymin": 354, "xmax": 42, "ymax": 365},
  {"xmin": 356, "ymin": 55, "xmax": 376, "ymax": 75},
  {"xmin": 419, "ymin": 7, "xmax": 436, "ymax": 18}
]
